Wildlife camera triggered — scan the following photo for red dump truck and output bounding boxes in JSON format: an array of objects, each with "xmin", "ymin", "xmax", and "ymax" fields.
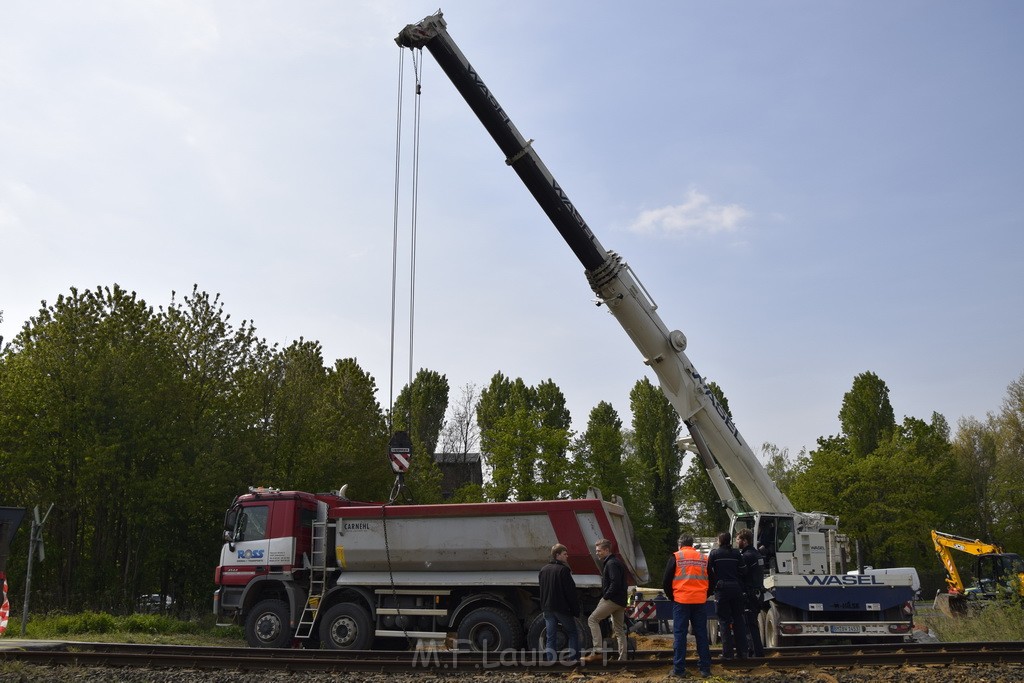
[{"xmin": 214, "ymin": 486, "xmax": 649, "ymax": 650}]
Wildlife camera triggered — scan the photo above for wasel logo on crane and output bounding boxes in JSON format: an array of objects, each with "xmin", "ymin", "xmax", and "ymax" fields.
[
  {"xmin": 690, "ymin": 369, "xmax": 742, "ymax": 444},
  {"xmin": 803, "ymin": 574, "xmax": 883, "ymax": 586}
]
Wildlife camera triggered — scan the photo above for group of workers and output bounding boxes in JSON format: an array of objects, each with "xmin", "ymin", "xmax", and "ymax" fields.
[{"xmin": 538, "ymin": 531, "xmax": 766, "ymax": 677}]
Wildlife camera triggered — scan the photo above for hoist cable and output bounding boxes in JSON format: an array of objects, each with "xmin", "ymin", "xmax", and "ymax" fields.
[
  {"xmin": 387, "ymin": 47, "xmax": 405, "ymax": 430},
  {"xmin": 407, "ymin": 50, "xmax": 424, "ymax": 414}
]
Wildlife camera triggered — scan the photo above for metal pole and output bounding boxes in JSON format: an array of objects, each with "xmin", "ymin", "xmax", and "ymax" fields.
[
  {"xmin": 20, "ymin": 518, "xmax": 36, "ymax": 637},
  {"xmin": 20, "ymin": 504, "xmax": 51, "ymax": 638}
]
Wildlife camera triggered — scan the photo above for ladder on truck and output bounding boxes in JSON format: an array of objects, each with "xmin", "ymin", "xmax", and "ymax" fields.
[{"xmin": 296, "ymin": 500, "xmax": 329, "ymax": 639}]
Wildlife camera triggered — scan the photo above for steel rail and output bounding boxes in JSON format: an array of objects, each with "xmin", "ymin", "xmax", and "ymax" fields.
[{"xmin": 0, "ymin": 641, "xmax": 1021, "ymax": 673}]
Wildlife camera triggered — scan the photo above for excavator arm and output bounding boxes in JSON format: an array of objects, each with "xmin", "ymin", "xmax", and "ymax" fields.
[{"xmin": 929, "ymin": 529, "xmax": 996, "ymax": 594}]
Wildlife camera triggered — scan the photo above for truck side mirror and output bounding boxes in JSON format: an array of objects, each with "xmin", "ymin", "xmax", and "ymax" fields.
[
  {"xmin": 223, "ymin": 508, "xmax": 239, "ymax": 550},
  {"xmin": 223, "ymin": 508, "xmax": 238, "ymax": 533}
]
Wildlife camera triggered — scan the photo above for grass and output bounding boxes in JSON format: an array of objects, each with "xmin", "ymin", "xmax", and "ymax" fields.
[
  {"xmin": 7, "ymin": 600, "xmax": 1018, "ymax": 647},
  {"xmin": 2, "ymin": 612, "xmax": 245, "ymax": 646},
  {"xmin": 917, "ymin": 600, "xmax": 1024, "ymax": 642}
]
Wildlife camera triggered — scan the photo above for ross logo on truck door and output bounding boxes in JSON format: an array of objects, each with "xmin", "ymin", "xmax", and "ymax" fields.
[{"xmin": 237, "ymin": 549, "xmax": 265, "ymax": 560}]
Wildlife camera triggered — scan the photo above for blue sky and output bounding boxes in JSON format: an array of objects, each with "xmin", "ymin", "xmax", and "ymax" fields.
[{"xmin": 1, "ymin": 1, "xmax": 1021, "ymax": 458}]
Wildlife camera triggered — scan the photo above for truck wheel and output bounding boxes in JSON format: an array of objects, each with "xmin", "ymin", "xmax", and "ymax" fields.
[
  {"xmin": 245, "ymin": 599, "xmax": 293, "ymax": 648},
  {"xmin": 456, "ymin": 607, "xmax": 520, "ymax": 652},
  {"xmin": 319, "ymin": 602, "xmax": 373, "ymax": 650},
  {"xmin": 765, "ymin": 604, "xmax": 791, "ymax": 648},
  {"xmin": 526, "ymin": 615, "xmax": 591, "ymax": 653}
]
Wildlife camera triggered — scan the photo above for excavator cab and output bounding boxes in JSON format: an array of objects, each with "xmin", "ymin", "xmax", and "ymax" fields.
[{"xmin": 976, "ymin": 552, "xmax": 1024, "ymax": 597}]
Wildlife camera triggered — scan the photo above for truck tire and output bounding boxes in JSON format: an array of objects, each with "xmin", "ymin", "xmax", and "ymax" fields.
[
  {"xmin": 526, "ymin": 614, "xmax": 591, "ymax": 653},
  {"xmin": 245, "ymin": 599, "xmax": 293, "ymax": 648},
  {"xmin": 764, "ymin": 604, "xmax": 791, "ymax": 649},
  {"xmin": 319, "ymin": 602, "xmax": 373, "ymax": 650},
  {"xmin": 456, "ymin": 606, "xmax": 521, "ymax": 653}
]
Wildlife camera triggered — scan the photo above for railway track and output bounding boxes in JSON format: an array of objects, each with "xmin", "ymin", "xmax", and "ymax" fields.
[{"xmin": 0, "ymin": 640, "xmax": 1022, "ymax": 674}]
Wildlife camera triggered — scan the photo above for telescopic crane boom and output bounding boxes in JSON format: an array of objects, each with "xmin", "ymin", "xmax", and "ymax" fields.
[
  {"xmin": 396, "ymin": 11, "xmax": 793, "ymax": 519},
  {"xmin": 398, "ymin": 11, "xmax": 916, "ymax": 644}
]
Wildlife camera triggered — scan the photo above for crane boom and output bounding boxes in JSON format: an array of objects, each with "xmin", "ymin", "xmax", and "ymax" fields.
[
  {"xmin": 397, "ymin": 10, "xmax": 922, "ymax": 645},
  {"xmin": 396, "ymin": 11, "xmax": 794, "ymax": 516}
]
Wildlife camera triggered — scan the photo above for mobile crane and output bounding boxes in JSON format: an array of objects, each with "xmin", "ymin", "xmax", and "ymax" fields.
[
  {"xmin": 397, "ymin": 11, "xmax": 916, "ymax": 646},
  {"xmin": 931, "ymin": 529, "xmax": 1024, "ymax": 617}
]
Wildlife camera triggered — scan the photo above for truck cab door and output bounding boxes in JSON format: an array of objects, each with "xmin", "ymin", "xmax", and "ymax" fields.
[{"xmin": 222, "ymin": 504, "xmax": 271, "ymax": 571}]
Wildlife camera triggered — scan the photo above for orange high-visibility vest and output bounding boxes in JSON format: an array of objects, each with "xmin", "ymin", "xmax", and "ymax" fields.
[{"xmin": 672, "ymin": 546, "xmax": 709, "ymax": 604}]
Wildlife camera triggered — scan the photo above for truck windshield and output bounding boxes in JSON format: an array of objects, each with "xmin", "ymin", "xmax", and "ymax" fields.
[{"xmin": 237, "ymin": 505, "xmax": 269, "ymax": 542}]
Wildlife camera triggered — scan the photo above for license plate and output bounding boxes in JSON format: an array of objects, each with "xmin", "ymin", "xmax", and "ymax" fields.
[{"xmin": 830, "ymin": 625, "xmax": 862, "ymax": 634}]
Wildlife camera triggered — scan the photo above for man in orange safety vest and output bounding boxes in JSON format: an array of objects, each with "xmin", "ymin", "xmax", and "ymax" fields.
[{"xmin": 661, "ymin": 534, "xmax": 712, "ymax": 678}]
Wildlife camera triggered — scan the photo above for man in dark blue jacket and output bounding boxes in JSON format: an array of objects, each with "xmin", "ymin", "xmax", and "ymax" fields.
[
  {"xmin": 538, "ymin": 543, "xmax": 580, "ymax": 663},
  {"xmin": 707, "ymin": 531, "xmax": 748, "ymax": 659},
  {"xmin": 737, "ymin": 528, "xmax": 765, "ymax": 657}
]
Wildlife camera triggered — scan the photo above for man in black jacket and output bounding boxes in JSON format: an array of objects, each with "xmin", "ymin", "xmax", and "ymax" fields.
[
  {"xmin": 583, "ymin": 538, "xmax": 627, "ymax": 663},
  {"xmin": 736, "ymin": 528, "xmax": 765, "ymax": 657},
  {"xmin": 707, "ymin": 531, "xmax": 748, "ymax": 659},
  {"xmin": 538, "ymin": 543, "xmax": 580, "ymax": 663}
]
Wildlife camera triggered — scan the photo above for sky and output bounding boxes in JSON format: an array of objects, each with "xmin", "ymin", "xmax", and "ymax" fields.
[{"xmin": 1, "ymin": 1, "xmax": 1022, "ymax": 459}]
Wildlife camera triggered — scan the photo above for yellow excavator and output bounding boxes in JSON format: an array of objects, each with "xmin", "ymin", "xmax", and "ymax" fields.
[{"xmin": 931, "ymin": 530, "xmax": 1024, "ymax": 617}]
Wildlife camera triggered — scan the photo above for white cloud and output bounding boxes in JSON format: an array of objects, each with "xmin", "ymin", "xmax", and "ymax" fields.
[{"xmin": 628, "ymin": 188, "xmax": 751, "ymax": 238}]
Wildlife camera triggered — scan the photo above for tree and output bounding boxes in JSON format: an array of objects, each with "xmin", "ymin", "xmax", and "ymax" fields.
[
  {"xmin": 259, "ymin": 339, "xmax": 329, "ymax": 485},
  {"xmin": 839, "ymin": 371, "xmax": 896, "ymax": 458},
  {"xmin": 762, "ymin": 442, "xmax": 804, "ymax": 501},
  {"xmin": 993, "ymin": 371, "xmax": 1024, "ymax": 550},
  {"xmin": 0, "ymin": 286, "xmax": 186, "ymax": 609},
  {"xmin": 628, "ymin": 377, "xmax": 682, "ymax": 560},
  {"xmin": 569, "ymin": 401, "xmax": 627, "ymax": 501},
  {"xmin": 438, "ymin": 382, "xmax": 480, "ymax": 458},
  {"xmin": 951, "ymin": 415, "xmax": 1000, "ymax": 540},
  {"xmin": 840, "ymin": 414, "xmax": 963, "ymax": 569},
  {"xmin": 477, "ymin": 373, "xmax": 571, "ymax": 501},
  {"xmin": 299, "ymin": 358, "xmax": 391, "ymax": 500},
  {"xmin": 391, "ymin": 369, "xmax": 449, "ymax": 503}
]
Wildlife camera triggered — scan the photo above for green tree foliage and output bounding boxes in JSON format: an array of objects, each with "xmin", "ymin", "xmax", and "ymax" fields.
[
  {"xmin": 628, "ymin": 377, "xmax": 682, "ymax": 561},
  {"xmin": 0, "ymin": 285, "xmax": 399, "ymax": 614},
  {"xmin": 951, "ymin": 414, "xmax": 1001, "ymax": 540},
  {"xmin": 477, "ymin": 373, "xmax": 571, "ymax": 501},
  {"xmin": 762, "ymin": 442, "xmax": 804, "ymax": 500},
  {"xmin": 391, "ymin": 369, "xmax": 449, "ymax": 503},
  {"xmin": 260, "ymin": 339, "xmax": 329, "ymax": 484},
  {"xmin": 0, "ymin": 286, "xmax": 186, "ymax": 609},
  {"xmin": 298, "ymin": 358, "xmax": 391, "ymax": 499},
  {"xmin": 993, "ymin": 372, "xmax": 1024, "ymax": 550},
  {"xmin": 568, "ymin": 401, "xmax": 627, "ymax": 501},
  {"xmin": 840, "ymin": 415, "xmax": 964, "ymax": 569},
  {"xmin": 790, "ymin": 372, "xmax": 972, "ymax": 573},
  {"xmin": 839, "ymin": 371, "xmax": 896, "ymax": 458}
]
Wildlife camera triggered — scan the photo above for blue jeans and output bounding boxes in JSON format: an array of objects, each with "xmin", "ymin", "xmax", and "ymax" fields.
[
  {"xmin": 544, "ymin": 611, "xmax": 579, "ymax": 663},
  {"xmin": 673, "ymin": 601, "xmax": 712, "ymax": 675}
]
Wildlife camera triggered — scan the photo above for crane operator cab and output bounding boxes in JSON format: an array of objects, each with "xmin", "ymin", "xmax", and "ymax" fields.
[
  {"xmin": 732, "ymin": 512, "xmax": 847, "ymax": 577},
  {"xmin": 733, "ymin": 514, "xmax": 790, "ymax": 574}
]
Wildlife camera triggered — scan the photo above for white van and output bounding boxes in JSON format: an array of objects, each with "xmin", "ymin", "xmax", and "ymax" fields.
[{"xmin": 847, "ymin": 567, "xmax": 921, "ymax": 599}]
